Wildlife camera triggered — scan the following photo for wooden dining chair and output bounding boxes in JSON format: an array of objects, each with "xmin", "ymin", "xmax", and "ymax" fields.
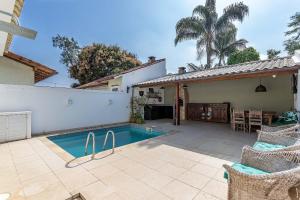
[
  {"xmin": 230, "ymin": 107, "xmax": 234, "ymax": 130},
  {"xmin": 249, "ymin": 110, "xmax": 263, "ymax": 133},
  {"xmin": 232, "ymin": 109, "xmax": 246, "ymax": 132}
]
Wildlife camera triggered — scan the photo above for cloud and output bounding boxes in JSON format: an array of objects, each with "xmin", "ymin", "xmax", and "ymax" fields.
[{"xmin": 260, "ymin": 54, "xmax": 268, "ymax": 60}]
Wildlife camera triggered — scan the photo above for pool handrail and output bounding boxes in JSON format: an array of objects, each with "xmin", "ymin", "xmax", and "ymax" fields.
[
  {"xmin": 102, "ymin": 130, "xmax": 115, "ymax": 153},
  {"xmin": 84, "ymin": 132, "xmax": 95, "ymax": 158}
]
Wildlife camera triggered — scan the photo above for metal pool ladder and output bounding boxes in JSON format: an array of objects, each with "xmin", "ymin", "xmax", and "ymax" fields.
[
  {"xmin": 85, "ymin": 132, "xmax": 95, "ymax": 158},
  {"xmin": 102, "ymin": 130, "xmax": 115, "ymax": 153}
]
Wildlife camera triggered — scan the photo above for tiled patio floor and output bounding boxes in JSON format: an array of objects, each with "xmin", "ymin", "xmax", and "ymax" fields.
[{"xmin": 0, "ymin": 120, "xmax": 257, "ymax": 200}]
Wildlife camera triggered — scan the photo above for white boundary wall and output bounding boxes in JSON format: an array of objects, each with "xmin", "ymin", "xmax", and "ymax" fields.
[{"xmin": 0, "ymin": 84, "xmax": 130, "ymax": 134}]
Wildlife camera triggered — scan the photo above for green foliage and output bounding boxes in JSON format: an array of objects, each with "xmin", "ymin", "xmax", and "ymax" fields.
[
  {"xmin": 52, "ymin": 35, "xmax": 80, "ymax": 68},
  {"xmin": 130, "ymin": 97, "xmax": 147, "ymax": 124},
  {"xmin": 52, "ymin": 35, "xmax": 141, "ymax": 85},
  {"xmin": 227, "ymin": 47, "xmax": 260, "ymax": 65},
  {"xmin": 73, "ymin": 44, "xmax": 141, "ymax": 84},
  {"xmin": 284, "ymin": 40, "xmax": 300, "ymax": 55},
  {"xmin": 285, "ymin": 12, "xmax": 300, "ymax": 40},
  {"xmin": 267, "ymin": 49, "xmax": 281, "ymax": 59},
  {"xmin": 174, "ymin": 0, "xmax": 249, "ymax": 68},
  {"xmin": 284, "ymin": 12, "xmax": 300, "ymax": 55},
  {"xmin": 129, "ymin": 113, "xmax": 145, "ymax": 124},
  {"xmin": 213, "ymin": 24, "xmax": 247, "ymax": 66}
]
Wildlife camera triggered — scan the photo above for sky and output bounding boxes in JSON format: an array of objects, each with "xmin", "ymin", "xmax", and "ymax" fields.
[{"xmin": 10, "ymin": 0, "xmax": 299, "ymax": 87}]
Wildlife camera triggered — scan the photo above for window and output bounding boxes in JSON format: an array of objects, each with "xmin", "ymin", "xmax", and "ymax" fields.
[
  {"xmin": 149, "ymin": 88, "xmax": 154, "ymax": 93},
  {"xmin": 111, "ymin": 85, "xmax": 120, "ymax": 92}
]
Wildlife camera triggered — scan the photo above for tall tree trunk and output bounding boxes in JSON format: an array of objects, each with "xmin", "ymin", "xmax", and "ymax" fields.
[
  {"xmin": 222, "ymin": 58, "xmax": 226, "ymax": 65},
  {"xmin": 206, "ymin": 34, "xmax": 213, "ymax": 68},
  {"xmin": 206, "ymin": 51, "xmax": 211, "ymax": 68},
  {"xmin": 206, "ymin": 44, "xmax": 212, "ymax": 68},
  {"xmin": 218, "ymin": 57, "xmax": 222, "ymax": 66}
]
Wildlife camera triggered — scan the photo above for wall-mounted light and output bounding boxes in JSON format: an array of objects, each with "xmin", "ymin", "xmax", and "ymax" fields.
[
  {"xmin": 67, "ymin": 98, "xmax": 73, "ymax": 106},
  {"xmin": 272, "ymin": 74, "xmax": 277, "ymax": 78},
  {"xmin": 183, "ymin": 85, "xmax": 188, "ymax": 89}
]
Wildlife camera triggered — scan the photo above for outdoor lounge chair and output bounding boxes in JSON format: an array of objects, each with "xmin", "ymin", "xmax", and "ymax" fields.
[
  {"xmin": 223, "ymin": 146, "xmax": 300, "ymax": 200},
  {"xmin": 257, "ymin": 124, "xmax": 300, "ymax": 139},
  {"xmin": 253, "ymin": 131, "xmax": 300, "ymax": 151},
  {"xmin": 261, "ymin": 123, "xmax": 299, "ymax": 133}
]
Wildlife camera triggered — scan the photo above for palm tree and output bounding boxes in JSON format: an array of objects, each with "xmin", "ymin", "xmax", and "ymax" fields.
[
  {"xmin": 285, "ymin": 12, "xmax": 300, "ymax": 41},
  {"xmin": 175, "ymin": 0, "xmax": 249, "ymax": 68},
  {"xmin": 284, "ymin": 12, "xmax": 300, "ymax": 55},
  {"xmin": 267, "ymin": 49, "xmax": 281, "ymax": 59},
  {"xmin": 213, "ymin": 24, "xmax": 247, "ymax": 66}
]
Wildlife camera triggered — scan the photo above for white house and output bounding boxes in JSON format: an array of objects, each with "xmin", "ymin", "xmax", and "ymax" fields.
[
  {"xmin": 0, "ymin": 51, "xmax": 57, "ymax": 85},
  {"xmin": 77, "ymin": 57, "xmax": 167, "ymax": 95}
]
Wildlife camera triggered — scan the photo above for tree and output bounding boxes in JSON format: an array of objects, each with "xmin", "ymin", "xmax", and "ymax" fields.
[
  {"xmin": 284, "ymin": 40, "xmax": 300, "ymax": 55},
  {"xmin": 73, "ymin": 44, "xmax": 141, "ymax": 84},
  {"xmin": 52, "ymin": 35, "xmax": 80, "ymax": 68},
  {"xmin": 174, "ymin": 0, "xmax": 249, "ymax": 68},
  {"xmin": 284, "ymin": 12, "xmax": 300, "ymax": 55},
  {"xmin": 213, "ymin": 24, "xmax": 247, "ymax": 66},
  {"xmin": 267, "ymin": 49, "xmax": 281, "ymax": 59},
  {"xmin": 52, "ymin": 35, "xmax": 141, "ymax": 85},
  {"xmin": 227, "ymin": 47, "xmax": 260, "ymax": 65}
]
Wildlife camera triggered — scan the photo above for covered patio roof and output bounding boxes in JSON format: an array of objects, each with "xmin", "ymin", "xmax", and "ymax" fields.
[{"xmin": 135, "ymin": 56, "xmax": 300, "ymax": 87}]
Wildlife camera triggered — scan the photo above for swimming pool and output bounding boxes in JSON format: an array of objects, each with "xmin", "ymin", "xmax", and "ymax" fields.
[{"xmin": 48, "ymin": 125, "xmax": 163, "ymax": 158}]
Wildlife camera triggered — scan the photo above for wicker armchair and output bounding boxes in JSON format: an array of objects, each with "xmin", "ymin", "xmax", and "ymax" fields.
[
  {"xmin": 254, "ymin": 132, "xmax": 300, "ymax": 151},
  {"xmin": 261, "ymin": 123, "xmax": 299, "ymax": 132},
  {"xmin": 258, "ymin": 124, "xmax": 300, "ymax": 138},
  {"xmin": 223, "ymin": 146, "xmax": 300, "ymax": 200}
]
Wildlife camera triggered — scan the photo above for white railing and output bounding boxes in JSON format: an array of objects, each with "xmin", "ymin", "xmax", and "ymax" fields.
[
  {"xmin": 84, "ymin": 132, "xmax": 95, "ymax": 158},
  {"xmin": 102, "ymin": 130, "xmax": 115, "ymax": 153}
]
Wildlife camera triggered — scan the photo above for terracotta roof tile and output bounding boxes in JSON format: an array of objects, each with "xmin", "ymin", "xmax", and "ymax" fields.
[
  {"xmin": 136, "ymin": 57, "xmax": 299, "ymax": 86},
  {"xmin": 4, "ymin": 51, "xmax": 57, "ymax": 83}
]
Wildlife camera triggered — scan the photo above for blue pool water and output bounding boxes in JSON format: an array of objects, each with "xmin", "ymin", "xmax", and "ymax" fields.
[{"xmin": 48, "ymin": 125, "xmax": 163, "ymax": 158}]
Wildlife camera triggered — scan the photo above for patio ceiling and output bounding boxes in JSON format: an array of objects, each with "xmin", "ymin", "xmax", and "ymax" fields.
[{"xmin": 135, "ymin": 56, "xmax": 300, "ymax": 87}]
